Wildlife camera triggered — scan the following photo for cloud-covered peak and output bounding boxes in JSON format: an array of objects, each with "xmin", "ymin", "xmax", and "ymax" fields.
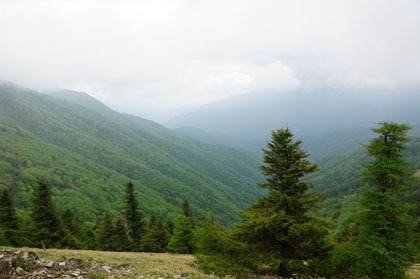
[{"xmin": 0, "ymin": 0, "xmax": 419, "ymax": 111}]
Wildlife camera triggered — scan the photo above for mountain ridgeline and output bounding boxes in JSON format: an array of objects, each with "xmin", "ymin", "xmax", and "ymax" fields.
[
  {"xmin": 0, "ymin": 83, "xmax": 263, "ymax": 226},
  {"xmin": 165, "ymin": 88, "xmax": 420, "ymax": 158}
]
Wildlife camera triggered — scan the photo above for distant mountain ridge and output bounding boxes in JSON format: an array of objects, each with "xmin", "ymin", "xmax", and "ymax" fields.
[
  {"xmin": 165, "ymin": 87, "xmax": 420, "ymax": 158},
  {"xmin": 0, "ymin": 83, "xmax": 263, "ymax": 226}
]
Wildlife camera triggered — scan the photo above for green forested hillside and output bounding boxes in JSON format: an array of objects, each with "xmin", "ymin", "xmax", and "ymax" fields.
[
  {"xmin": 0, "ymin": 84, "xmax": 263, "ymax": 226},
  {"xmin": 310, "ymin": 136, "xmax": 420, "ymax": 230}
]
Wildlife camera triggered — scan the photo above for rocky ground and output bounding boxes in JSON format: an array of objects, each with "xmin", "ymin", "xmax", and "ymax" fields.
[{"xmin": 0, "ymin": 250, "xmax": 188, "ymax": 279}]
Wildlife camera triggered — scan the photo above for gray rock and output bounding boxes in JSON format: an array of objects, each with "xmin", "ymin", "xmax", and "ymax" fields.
[
  {"xmin": 5, "ymin": 256, "xmax": 15, "ymax": 267},
  {"xmin": 71, "ymin": 271, "xmax": 80, "ymax": 277},
  {"xmin": 44, "ymin": 260, "xmax": 54, "ymax": 268},
  {"xmin": 15, "ymin": 267, "xmax": 26, "ymax": 276},
  {"xmin": 103, "ymin": 265, "xmax": 111, "ymax": 273}
]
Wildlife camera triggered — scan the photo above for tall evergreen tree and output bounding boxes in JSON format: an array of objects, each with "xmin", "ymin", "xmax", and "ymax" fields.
[
  {"xmin": 164, "ymin": 219, "xmax": 175, "ymax": 235},
  {"xmin": 167, "ymin": 214, "xmax": 194, "ymax": 254},
  {"xmin": 0, "ymin": 189, "xmax": 19, "ymax": 246},
  {"xmin": 355, "ymin": 122, "xmax": 414, "ymax": 279},
  {"xmin": 114, "ymin": 217, "xmax": 130, "ymax": 251},
  {"xmin": 235, "ymin": 128, "xmax": 330, "ymax": 277},
  {"xmin": 80, "ymin": 222, "xmax": 97, "ymax": 250},
  {"xmin": 97, "ymin": 212, "xmax": 116, "ymax": 251},
  {"xmin": 30, "ymin": 180, "xmax": 62, "ymax": 248},
  {"xmin": 194, "ymin": 213, "xmax": 220, "ymax": 254},
  {"xmin": 182, "ymin": 199, "xmax": 194, "ymax": 228},
  {"xmin": 61, "ymin": 208, "xmax": 82, "ymax": 236},
  {"xmin": 148, "ymin": 215, "xmax": 157, "ymax": 229},
  {"xmin": 122, "ymin": 181, "xmax": 145, "ymax": 250},
  {"xmin": 141, "ymin": 217, "xmax": 170, "ymax": 252},
  {"xmin": 60, "ymin": 208, "xmax": 81, "ymax": 249}
]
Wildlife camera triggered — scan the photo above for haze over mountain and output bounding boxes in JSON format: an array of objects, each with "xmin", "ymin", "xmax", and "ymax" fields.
[{"xmin": 165, "ymin": 87, "xmax": 420, "ymax": 158}]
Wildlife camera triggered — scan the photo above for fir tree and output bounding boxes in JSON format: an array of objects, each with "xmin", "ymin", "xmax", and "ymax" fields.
[
  {"xmin": 235, "ymin": 128, "xmax": 331, "ymax": 277},
  {"xmin": 61, "ymin": 208, "xmax": 82, "ymax": 236},
  {"xmin": 114, "ymin": 217, "xmax": 130, "ymax": 251},
  {"xmin": 97, "ymin": 212, "xmax": 116, "ymax": 251},
  {"xmin": 60, "ymin": 208, "xmax": 81, "ymax": 249},
  {"xmin": 0, "ymin": 189, "xmax": 19, "ymax": 246},
  {"xmin": 194, "ymin": 214, "xmax": 219, "ymax": 254},
  {"xmin": 122, "ymin": 181, "xmax": 145, "ymax": 250},
  {"xmin": 30, "ymin": 180, "xmax": 62, "ymax": 248},
  {"xmin": 148, "ymin": 215, "xmax": 157, "ymax": 229},
  {"xmin": 80, "ymin": 222, "xmax": 97, "ymax": 250},
  {"xmin": 167, "ymin": 214, "xmax": 194, "ymax": 254},
  {"xmin": 182, "ymin": 199, "xmax": 195, "ymax": 228},
  {"xmin": 164, "ymin": 219, "xmax": 175, "ymax": 235},
  {"xmin": 355, "ymin": 122, "xmax": 414, "ymax": 279},
  {"xmin": 141, "ymin": 217, "xmax": 170, "ymax": 252}
]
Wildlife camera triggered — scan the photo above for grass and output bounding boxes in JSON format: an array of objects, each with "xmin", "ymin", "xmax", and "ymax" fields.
[
  {"xmin": 1, "ymin": 246, "xmax": 419, "ymax": 279},
  {"xmin": 1, "ymin": 246, "xmax": 227, "ymax": 279}
]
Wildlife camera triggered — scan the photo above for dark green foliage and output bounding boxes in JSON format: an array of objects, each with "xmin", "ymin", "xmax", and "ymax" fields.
[
  {"xmin": 114, "ymin": 218, "xmax": 130, "ymax": 251},
  {"xmin": 97, "ymin": 213, "xmax": 116, "ymax": 251},
  {"xmin": 182, "ymin": 200, "xmax": 192, "ymax": 219},
  {"xmin": 148, "ymin": 215, "xmax": 157, "ymax": 229},
  {"xmin": 140, "ymin": 217, "xmax": 170, "ymax": 252},
  {"xmin": 0, "ymin": 189, "xmax": 19, "ymax": 245},
  {"xmin": 235, "ymin": 128, "xmax": 331, "ymax": 277},
  {"xmin": 30, "ymin": 180, "xmax": 63, "ymax": 248},
  {"xmin": 60, "ymin": 208, "xmax": 82, "ymax": 249},
  {"xmin": 61, "ymin": 208, "xmax": 82, "ymax": 236},
  {"xmin": 329, "ymin": 122, "xmax": 417, "ymax": 279},
  {"xmin": 60, "ymin": 230, "xmax": 81, "ymax": 249},
  {"xmin": 167, "ymin": 214, "xmax": 194, "ymax": 254},
  {"xmin": 194, "ymin": 217, "xmax": 252, "ymax": 277},
  {"xmin": 181, "ymin": 200, "xmax": 195, "ymax": 227},
  {"xmin": 79, "ymin": 222, "xmax": 97, "ymax": 250},
  {"xmin": 355, "ymin": 122, "xmax": 414, "ymax": 279},
  {"xmin": 164, "ymin": 219, "xmax": 174, "ymax": 235},
  {"xmin": 194, "ymin": 223, "xmax": 214, "ymax": 255},
  {"xmin": 122, "ymin": 181, "xmax": 145, "ymax": 250},
  {"xmin": 194, "ymin": 213, "xmax": 220, "ymax": 255}
]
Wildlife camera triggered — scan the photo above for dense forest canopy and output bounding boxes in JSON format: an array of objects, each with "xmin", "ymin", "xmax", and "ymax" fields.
[{"xmin": 0, "ymin": 83, "xmax": 263, "ymax": 226}]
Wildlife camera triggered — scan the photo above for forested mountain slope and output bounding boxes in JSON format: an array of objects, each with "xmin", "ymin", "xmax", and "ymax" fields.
[
  {"xmin": 0, "ymin": 83, "xmax": 263, "ymax": 226},
  {"xmin": 309, "ymin": 136, "xmax": 420, "ymax": 230}
]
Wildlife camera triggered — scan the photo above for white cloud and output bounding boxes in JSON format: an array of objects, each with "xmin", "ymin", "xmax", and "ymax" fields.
[
  {"xmin": 89, "ymin": 60, "xmax": 300, "ymax": 109},
  {"xmin": 0, "ymin": 0, "xmax": 419, "ymax": 114}
]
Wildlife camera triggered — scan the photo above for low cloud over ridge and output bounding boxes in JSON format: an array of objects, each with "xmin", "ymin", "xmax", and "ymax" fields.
[{"xmin": 0, "ymin": 0, "xmax": 419, "ymax": 113}]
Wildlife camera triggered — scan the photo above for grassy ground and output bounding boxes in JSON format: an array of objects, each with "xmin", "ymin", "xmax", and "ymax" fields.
[
  {"xmin": 2, "ymin": 246, "xmax": 419, "ymax": 279},
  {"xmin": 1, "ymin": 246, "xmax": 226, "ymax": 279}
]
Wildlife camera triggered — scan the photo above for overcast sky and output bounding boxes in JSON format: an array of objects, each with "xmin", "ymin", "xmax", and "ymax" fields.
[{"xmin": 0, "ymin": 0, "xmax": 419, "ymax": 117}]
